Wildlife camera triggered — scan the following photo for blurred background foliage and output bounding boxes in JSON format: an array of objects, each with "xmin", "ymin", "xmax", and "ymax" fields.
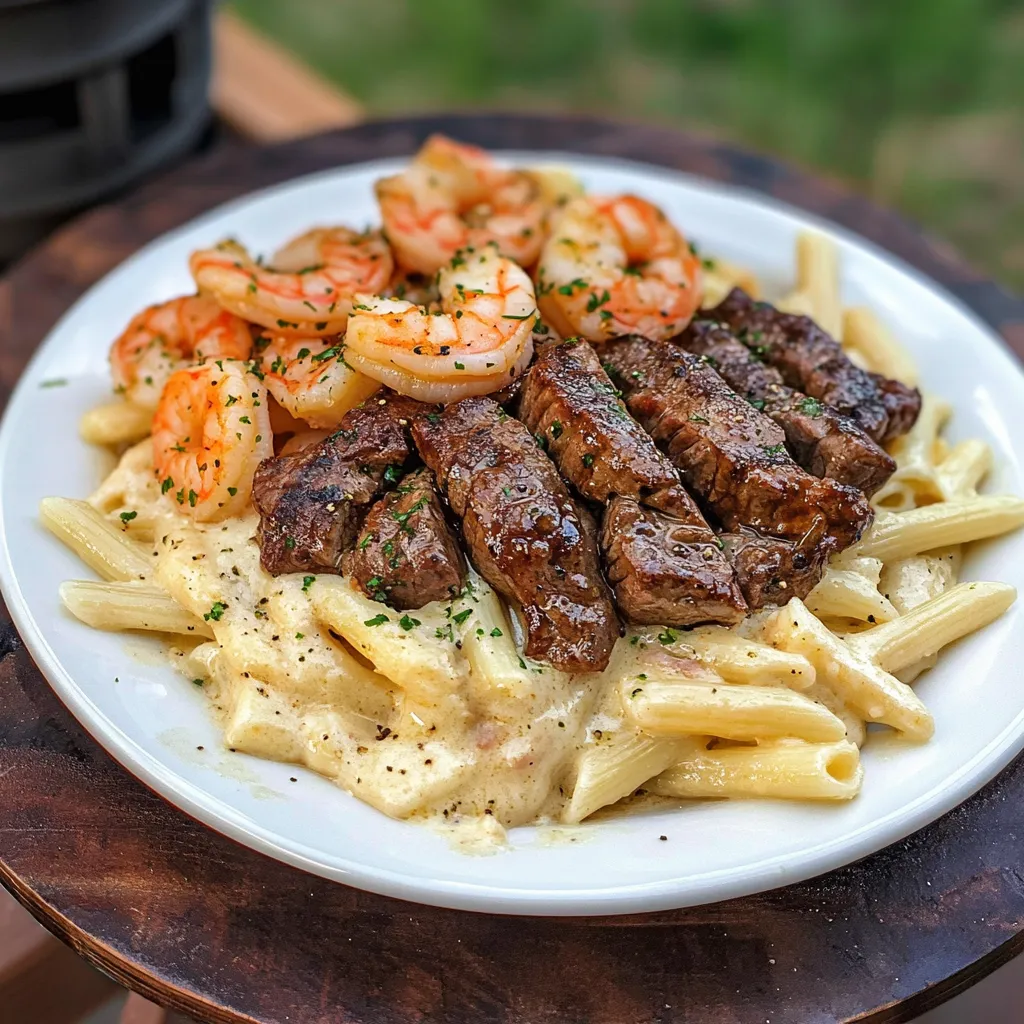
[{"xmin": 232, "ymin": 0, "xmax": 1024, "ymax": 290}]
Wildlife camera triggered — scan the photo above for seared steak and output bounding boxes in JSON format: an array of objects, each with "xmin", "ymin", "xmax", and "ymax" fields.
[
  {"xmin": 603, "ymin": 497, "xmax": 747, "ymax": 625},
  {"xmin": 252, "ymin": 391, "xmax": 425, "ymax": 575},
  {"xmin": 412, "ymin": 397, "xmax": 619, "ymax": 672},
  {"xmin": 519, "ymin": 339, "xmax": 746, "ymax": 625},
  {"xmin": 677, "ymin": 320, "xmax": 896, "ymax": 494},
  {"xmin": 709, "ymin": 288, "xmax": 921, "ymax": 444},
  {"xmin": 600, "ymin": 335, "xmax": 873, "ymax": 556},
  {"xmin": 720, "ymin": 530, "xmax": 827, "ymax": 607},
  {"xmin": 344, "ymin": 467, "xmax": 465, "ymax": 609}
]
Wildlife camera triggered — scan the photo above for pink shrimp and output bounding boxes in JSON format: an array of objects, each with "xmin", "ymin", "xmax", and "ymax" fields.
[
  {"xmin": 109, "ymin": 295, "xmax": 253, "ymax": 411},
  {"xmin": 536, "ymin": 194, "xmax": 703, "ymax": 343}
]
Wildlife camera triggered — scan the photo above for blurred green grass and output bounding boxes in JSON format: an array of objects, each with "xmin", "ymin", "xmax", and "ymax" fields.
[{"xmin": 232, "ymin": 0, "xmax": 1024, "ymax": 290}]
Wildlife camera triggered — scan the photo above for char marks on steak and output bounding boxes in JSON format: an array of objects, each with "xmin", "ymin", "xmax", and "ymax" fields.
[
  {"xmin": 252, "ymin": 391, "xmax": 426, "ymax": 575},
  {"xmin": 344, "ymin": 466, "xmax": 465, "ymax": 609},
  {"xmin": 601, "ymin": 335, "xmax": 873, "ymax": 578},
  {"xmin": 677, "ymin": 319, "xmax": 896, "ymax": 495},
  {"xmin": 412, "ymin": 396, "xmax": 619, "ymax": 672},
  {"xmin": 519, "ymin": 339, "xmax": 746, "ymax": 626},
  {"xmin": 709, "ymin": 288, "xmax": 921, "ymax": 444},
  {"xmin": 602, "ymin": 497, "xmax": 747, "ymax": 625}
]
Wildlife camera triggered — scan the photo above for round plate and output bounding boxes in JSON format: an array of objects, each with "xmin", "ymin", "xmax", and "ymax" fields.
[{"xmin": 1, "ymin": 152, "xmax": 1022, "ymax": 916}]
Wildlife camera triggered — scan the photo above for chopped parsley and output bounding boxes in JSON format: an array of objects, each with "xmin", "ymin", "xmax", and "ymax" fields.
[
  {"xmin": 399, "ymin": 614, "xmax": 421, "ymax": 631},
  {"xmin": 302, "ymin": 575, "xmax": 316, "ymax": 592},
  {"xmin": 451, "ymin": 608, "xmax": 473, "ymax": 625},
  {"xmin": 363, "ymin": 613, "xmax": 389, "ymax": 627},
  {"xmin": 204, "ymin": 601, "xmax": 227, "ymax": 622},
  {"xmin": 119, "ymin": 510, "xmax": 137, "ymax": 524},
  {"xmin": 582, "ymin": 453, "xmax": 595, "ymax": 467},
  {"xmin": 657, "ymin": 628, "xmax": 677, "ymax": 645},
  {"xmin": 799, "ymin": 396, "xmax": 824, "ymax": 417},
  {"xmin": 489, "ymin": 627, "xmax": 503, "ymax": 638}
]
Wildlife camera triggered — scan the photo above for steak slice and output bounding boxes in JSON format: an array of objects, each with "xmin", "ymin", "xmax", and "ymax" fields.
[
  {"xmin": 720, "ymin": 530, "xmax": 827, "ymax": 607},
  {"xmin": 519, "ymin": 339, "xmax": 746, "ymax": 626},
  {"xmin": 252, "ymin": 391, "xmax": 426, "ymax": 575},
  {"xmin": 412, "ymin": 397, "xmax": 619, "ymax": 672},
  {"xmin": 677, "ymin": 320, "xmax": 896, "ymax": 495},
  {"xmin": 603, "ymin": 497, "xmax": 747, "ymax": 625},
  {"xmin": 600, "ymin": 335, "xmax": 873, "ymax": 556},
  {"xmin": 343, "ymin": 467, "xmax": 465, "ymax": 609},
  {"xmin": 709, "ymin": 288, "xmax": 921, "ymax": 444}
]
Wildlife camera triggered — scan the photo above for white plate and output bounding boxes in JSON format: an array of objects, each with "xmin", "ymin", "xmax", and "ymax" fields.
[{"xmin": 1, "ymin": 153, "xmax": 1022, "ymax": 916}]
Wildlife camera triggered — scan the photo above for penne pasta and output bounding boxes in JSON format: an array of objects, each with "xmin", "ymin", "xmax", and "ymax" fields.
[
  {"xmin": 841, "ymin": 307, "xmax": 919, "ymax": 385},
  {"xmin": 311, "ymin": 577, "xmax": 469, "ymax": 707},
  {"xmin": 622, "ymin": 678, "xmax": 847, "ymax": 744},
  {"xmin": 848, "ymin": 581, "xmax": 1016, "ymax": 675},
  {"xmin": 795, "ymin": 231, "xmax": 842, "ymax": 339},
  {"xmin": 632, "ymin": 627, "xmax": 816, "ymax": 689},
  {"xmin": 60, "ymin": 579, "xmax": 213, "ymax": 637},
  {"xmin": 761, "ymin": 598, "xmax": 933, "ymax": 740},
  {"xmin": 79, "ymin": 399, "xmax": 152, "ymax": 446},
  {"xmin": 852, "ymin": 496, "xmax": 1024, "ymax": 562},
  {"xmin": 649, "ymin": 739, "xmax": 862, "ymax": 801},
  {"xmin": 936, "ymin": 439, "xmax": 992, "ymax": 501},
  {"xmin": 40, "ymin": 496, "xmax": 154, "ymax": 582},
  {"xmin": 806, "ymin": 565, "xmax": 898, "ymax": 625},
  {"xmin": 774, "ymin": 289, "xmax": 818, "ymax": 318},
  {"xmin": 870, "ymin": 394, "xmax": 951, "ymax": 509},
  {"xmin": 564, "ymin": 731, "xmax": 703, "ymax": 824},
  {"xmin": 699, "ymin": 257, "xmax": 761, "ymax": 308},
  {"xmin": 878, "ymin": 548, "xmax": 961, "ymax": 616}
]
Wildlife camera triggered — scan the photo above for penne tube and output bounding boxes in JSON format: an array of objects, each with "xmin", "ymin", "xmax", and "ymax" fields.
[
  {"xmin": 806, "ymin": 566, "xmax": 898, "ymax": 625},
  {"xmin": 869, "ymin": 394, "xmax": 951, "ymax": 508},
  {"xmin": 775, "ymin": 289, "xmax": 818, "ymax": 318},
  {"xmin": 79, "ymin": 399, "xmax": 152, "ymax": 446},
  {"xmin": 853, "ymin": 496, "xmax": 1024, "ymax": 562},
  {"xmin": 762, "ymin": 598, "xmax": 933, "ymax": 740},
  {"xmin": 564, "ymin": 732, "xmax": 704, "ymax": 824},
  {"xmin": 841, "ymin": 307, "xmax": 919, "ymax": 385},
  {"xmin": 795, "ymin": 232, "xmax": 841, "ymax": 339},
  {"xmin": 40, "ymin": 496, "xmax": 153, "ymax": 582},
  {"xmin": 622, "ymin": 678, "xmax": 847, "ymax": 744},
  {"xmin": 632, "ymin": 627, "xmax": 816, "ymax": 689},
  {"xmin": 847, "ymin": 581, "xmax": 1016, "ymax": 674},
  {"xmin": 649, "ymin": 739, "xmax": 862, "ymax": 801},
  {"xmin": 310, "ymin": 577, "xmax": 469, "ymax": 706},
  {"xmin": 60, "ymin": 580, "xmax": 213, "ymax": 637},
  {"xmin": 936, "ymin": 439, "xmax": 992, "ymax": 501},
  {"xmin": 878, "ymin": 548, "xmax": 961, "ymax": 615}
]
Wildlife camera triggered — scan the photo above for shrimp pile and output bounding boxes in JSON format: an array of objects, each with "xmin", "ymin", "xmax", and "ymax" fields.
[
  {"xmin": 98, "ymin": 135, "xmax": 710, "ymax": 523},
  {"xmin": 536, "ymin": 194, "xmax": 703, "ymax": 343}
]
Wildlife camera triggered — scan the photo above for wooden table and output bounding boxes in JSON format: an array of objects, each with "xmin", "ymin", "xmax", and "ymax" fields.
[{"xmin": 1, "ymin": 114, "xmax": 1024, "ymax": 1024}]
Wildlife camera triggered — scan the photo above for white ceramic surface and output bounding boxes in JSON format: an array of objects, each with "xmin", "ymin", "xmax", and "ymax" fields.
[{"xmin": 1, "ymin": 153, "xmax": 1022, "ymax": 916}]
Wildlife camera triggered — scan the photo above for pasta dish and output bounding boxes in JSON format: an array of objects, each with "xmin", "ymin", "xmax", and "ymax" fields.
[{"xmin": 42, "ymin": 136, "xmax": 1024, "ymax": 842}]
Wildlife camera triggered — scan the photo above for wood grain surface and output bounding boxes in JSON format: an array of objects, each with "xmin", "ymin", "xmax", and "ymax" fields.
[{"xmin": 1, "ymin": 114, "xmax": 1023, "ymax": 1024}]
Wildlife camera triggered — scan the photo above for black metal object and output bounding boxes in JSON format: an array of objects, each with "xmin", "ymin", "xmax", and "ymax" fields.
[{"xmin": 0, "ymin": 0, "xmax": 214, "ymax": 263}]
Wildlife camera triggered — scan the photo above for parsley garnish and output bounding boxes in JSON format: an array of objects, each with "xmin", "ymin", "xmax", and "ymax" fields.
[
  {"xmin": 399, "ymin": 614, "xmax": 421, "ymax": 631},
  {"xmin": 204, "ymin": 601, "xmax": 227, "ymax": 622},
  {"xmin": 302, "ymin": 575, "xmax": 316, "ymax": 592},
  {"xmin": 799, "ymin": 396, "xmax": 824, "ymax": 417},
  {"xmin": 364, "ymin": 613, "xmax": 389, "ymax": 627},
  {"xmin": 119, "ymin": 510, "xmax": 137, "ymax": 524}
]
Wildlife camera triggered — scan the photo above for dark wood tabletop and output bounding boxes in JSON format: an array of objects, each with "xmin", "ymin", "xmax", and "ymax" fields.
[{"xmin": 1, "ymin": 114, "xmax": 1023, "ymax": 1024}]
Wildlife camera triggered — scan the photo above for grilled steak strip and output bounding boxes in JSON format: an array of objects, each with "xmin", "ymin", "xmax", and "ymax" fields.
[
  {"xmin": 601, "ymin": 497, "xmax": 748, "ymax": 624},
  {"xmin": 677, "ymin": 320, "xmax": 896, "ymax": 495},
  {"xmin": 518, "ymin": 339, "xmax": 746, "ymax": 626},
  {"xmin": 412, "ymin": 397, "xmax": 619, "ymax": 672},
  {"xmin": 344, "ymin": 467, "xmax": 465, "ymax": 609},
  {"xmin": 600, "ymin": 335, "xmax": 874, "ymax": 556},
  {"xmin": 709, "ymin": 288, "xmax": 921, "ymax": 444},
  {"xmin": 252, "ymin": 391, "xmax": 426, "ymax": 575},
  {"xmin": 719, "ymin": 529, "xmax": 827, "ymax": 606}
]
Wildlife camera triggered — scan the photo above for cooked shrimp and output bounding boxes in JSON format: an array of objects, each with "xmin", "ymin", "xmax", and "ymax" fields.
[
  {"xmin": 189, "ymin": 229, "xmax": 393, "ymax": 337},
  {"xmin": 110, "ymin": 295, "xmax": 253, "ymax": 411},
  {"xmin": 344, "ymin": 243, "xmax": 537, "ymax": 403},
  {"xmin": 255, "ymin": 334, "xmax": 380, "ymax": 428},
  {"xmin": 152, "ymin": 361, "xmax": 272, "ymax": 522},
  {"xmin": 376, "ymin": 134, "xmax": 548, "ymax": 276},
  {"xmin": 536, "ymin": 194, "xmax": 703, "ymax": 343}
]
